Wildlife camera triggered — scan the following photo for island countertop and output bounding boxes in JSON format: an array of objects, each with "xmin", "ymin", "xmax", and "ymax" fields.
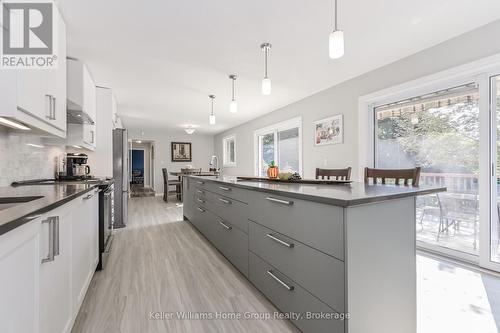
[{"xmin": 186, "ymin": 175, "xmax": 446, "ymax": 207}]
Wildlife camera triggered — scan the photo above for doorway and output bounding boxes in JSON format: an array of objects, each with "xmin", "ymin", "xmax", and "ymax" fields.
[{"xmin": 130, "ymin": 140, "xmax": 156, "ymax": 197}]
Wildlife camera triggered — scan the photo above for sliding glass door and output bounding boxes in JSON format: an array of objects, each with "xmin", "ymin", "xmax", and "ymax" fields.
[
  {"xmin": 375, "ymin": 84, "xmax": 481, "ymax": 259},
  {"xmin": 490, "ymin": 75, "xmax": 500, "ymax": 266}
]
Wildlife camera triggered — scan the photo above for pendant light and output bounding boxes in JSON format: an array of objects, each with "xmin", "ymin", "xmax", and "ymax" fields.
[
  {"xmin": 329, "ymin": 0, "xmax": 344, "ymax": 59},
  {"xmin": 209, "ymin": 95, "xmax": 216, "ymax": 125},
  {"xmin": 261, "ymin": 43, "xmax": 272, "ymax": 95},
  {"xmin": 229, "ymin": 74, "xmax": 238, "ymax": 113}
]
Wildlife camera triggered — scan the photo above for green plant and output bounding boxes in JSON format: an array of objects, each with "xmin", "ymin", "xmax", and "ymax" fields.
[{"xmin": 269, "ymin": 160, "xmax": 276, "ymax": 167}]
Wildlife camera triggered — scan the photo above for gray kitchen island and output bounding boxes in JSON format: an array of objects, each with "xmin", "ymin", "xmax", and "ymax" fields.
[{"xmin": 183, "ymin": 175, "xmax": 445, "ymax": 333}]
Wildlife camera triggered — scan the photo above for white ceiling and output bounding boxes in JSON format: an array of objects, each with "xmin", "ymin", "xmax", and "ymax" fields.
[{"xmin": 57, "ymin": 0, "xmax": 500, "ymax": 134}]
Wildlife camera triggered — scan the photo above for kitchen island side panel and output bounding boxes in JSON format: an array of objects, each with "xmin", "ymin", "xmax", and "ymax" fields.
[{"xmin": 345, "ymin": 197, "xmax": 416, "ymax": 333}]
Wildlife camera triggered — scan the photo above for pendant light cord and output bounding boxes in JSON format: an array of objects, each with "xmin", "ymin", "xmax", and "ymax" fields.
[
  {"xmin": 264, "ymin": 48, "xmax": 268, "ymax": 78},
  {"xmin": 232, "ymin": 78, "xmax": 235, "ymax": 101},
  {"xmin": 334, "ymin": 0, "xmax": 338, "ymax": 31}
]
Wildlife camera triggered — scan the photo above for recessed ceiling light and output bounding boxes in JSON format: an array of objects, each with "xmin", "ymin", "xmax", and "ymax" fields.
[{"xmin": 0, "ymin": 117, "xmax": 31, "ymax": 130}]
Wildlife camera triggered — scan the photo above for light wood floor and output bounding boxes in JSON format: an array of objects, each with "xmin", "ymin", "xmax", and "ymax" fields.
[
  {"xmin": 71, "ymin": 196, "xmax": 299, "ymax": 333},
  {"xmin": 73, "ymin": 196, "xmax": 500, "ymax": 333}
]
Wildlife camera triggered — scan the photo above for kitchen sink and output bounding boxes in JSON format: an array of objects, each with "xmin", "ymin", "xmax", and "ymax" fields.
[{"xmin": 0, "ymin": 196, "xmax": 44, "ymax": 211}]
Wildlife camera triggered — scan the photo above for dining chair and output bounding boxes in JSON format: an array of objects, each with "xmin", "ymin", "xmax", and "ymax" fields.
[
  {"xmin": 315, "ymin": 167, "xmax": 352, "ymax": 180},
  {"xmin": 364, "ymin": 167, "xmax": 421, "ymax": 186},
  {"xmin": 162, "ymin": 168, "xmax": 182, "ymax": 202}
]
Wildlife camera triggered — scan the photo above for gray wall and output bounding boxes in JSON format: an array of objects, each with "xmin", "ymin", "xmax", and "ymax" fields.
[
  {"xmin": 127, "ymin": 128, "xmax": 214, "ymax": 194},
  {"xmin": 214, "ymin": 20, "xmax": 500, "ymax": 181}
]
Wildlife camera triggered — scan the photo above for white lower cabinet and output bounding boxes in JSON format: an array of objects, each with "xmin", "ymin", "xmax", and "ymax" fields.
[
  {"xmin": 0, "ymin": 189, "xmax": 100, "ymax": 333},
  {"xmin": 39, "ymin": 206, "xmax": 73, "ymax": 333},
  {"xmin": 71, "ymin": 190, "xmax": 99, "ymax": 311},
  {"xmin": 0, "ymin": 221, "xmax": 41, "ymax": 333}
]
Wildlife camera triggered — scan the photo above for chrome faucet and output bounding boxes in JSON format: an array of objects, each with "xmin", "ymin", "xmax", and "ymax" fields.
[{"xmin": 209, "ymin": 155, "xmax": 220, "ymax": 176}]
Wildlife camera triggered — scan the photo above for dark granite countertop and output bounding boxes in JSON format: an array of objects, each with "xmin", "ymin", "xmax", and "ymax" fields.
[
  {"xmin": 186, "ymin": 175, "xmax": 446, "ymax": 207},
  {"xmin": 0, "ymin": 179, "xmax": 112, "ymax": 236}
]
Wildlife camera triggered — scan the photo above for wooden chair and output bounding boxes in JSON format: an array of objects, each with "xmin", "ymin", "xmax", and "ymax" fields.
[
  {"xmin": 315, "ymin": 167, "xmax": 352, "ymax": 180},
  {"xmin": 162, "ymin": 168, "xmax": 182, "ymax": 202},
  {"xmin": 364, "ymin": 167, "xmax": 421, "ymax": 186}
]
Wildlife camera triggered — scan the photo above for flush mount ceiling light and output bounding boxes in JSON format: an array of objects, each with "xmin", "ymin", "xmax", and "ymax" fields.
[
  {"xmin": 229, "ymin": 74, "xmax": 237, "ymax": 113},
  {"xmin": 185, "ymin": 126, "xmax": 196, "ymax": 134},
  {"xmin": 329, "ymin": 0, "xmax": 344, "ymax": 59},
  {"xmin": 0, "ymin": 117, "xmax": 31, "ymax": 130},
  {"xmin": 209, "ymin": 95, "xmax": 216, "ymax": 125},
  {"xmin": 261, "ymin": 43, "xmax": 272, "ymax": 95}
]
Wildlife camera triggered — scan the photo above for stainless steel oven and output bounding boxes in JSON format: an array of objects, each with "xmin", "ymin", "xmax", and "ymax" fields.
[{"xmin": 98, "ymin": 183, "xmax": 114, "ymax": 270}]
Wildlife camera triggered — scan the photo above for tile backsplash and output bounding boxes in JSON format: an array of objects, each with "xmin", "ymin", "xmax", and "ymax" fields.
[{"xmin": 0, "ymin": 127, "xmax": 65, "ymax": 186}]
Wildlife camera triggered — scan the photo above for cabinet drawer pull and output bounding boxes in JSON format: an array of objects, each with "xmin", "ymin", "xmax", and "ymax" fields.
[
  {"xmin": 218, "ymin": 220, "xmax": 232, "ymax": 230},
  {"xmin": 52, "ymin": 96, "xmax": 57, "ymax": 120},
  {"xmin": 266, "ymin": 270, "xmax": 294, "ymax": 291},
  {"xmin": 196, "ymin": 181, "xmax": 205, "ymax": 185},
  {"xmin": 266, "ymin": 233, "xmax": 294, "ymax": 248},
  {"xmin": 196, "ymin": 189, "xmax": 205, "ymax": 194},
  {"xmin": 266, "ymin": 197, "xmax": 293, "ymax": 205},
  {"xmin": 41, "ymin": 216, "xmax": 59, "ymax": 263},
  {"xmin": 197, "ymin": 198, "xmax": 205, "ymax": 203},
  {"xmin": 197, "ymin": 207, "xmax": 206, "ymax": 213},
  {"xmin": 219, "ymin": 186, "xmax": 231, "ymax": 191},
  {"xmin": 218, "ymin": 198, "xmax": 231, "ymax": 204}
]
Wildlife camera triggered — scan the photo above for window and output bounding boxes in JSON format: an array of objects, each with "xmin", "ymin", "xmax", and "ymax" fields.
[
  {"xmin": 223, "ymin": 135, "xmax": 236, "ymax": 167},
  {"xmin": 254, "ymin": 117, "xmax": 302, "ymax": 176}
]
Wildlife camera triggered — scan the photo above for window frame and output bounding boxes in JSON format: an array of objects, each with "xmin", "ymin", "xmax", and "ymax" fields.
[
  {"xmin": 253, "ymin": 116, "xmax": 303, "ymax": 176},
  {"xmin": 222, "ymin": 134, "xmax": 237, "ymax": 167}
]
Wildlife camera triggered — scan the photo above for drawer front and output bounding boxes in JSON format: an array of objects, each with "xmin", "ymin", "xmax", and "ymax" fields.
[
  {"xmin": 211, "ymin": 192, "xmax": 249, "ymax": 233},
  {"xmin": 248, "ymin": 191, "xmax": 344, "ymax": 260},
  {"xmin": 249, "ymin": 253, "xmax": 345, "ymax": 333},
  {"xmin": 205, "ymin": 182, "xmax": 248, "ymax": 203},
  {"xmin": 249, "ymin": 221, "xmax": 344, "ymax": 311},
  {"xmin": 192, "ymin": 205, "xmax": 214, "ymax": 240},
  {"xmin": 212, "ymin": 216, "xmax": 249, "ymax": 276},
  {"xmin": 192, "ymin": 178, "xmax": 209, "ymax": 190}
]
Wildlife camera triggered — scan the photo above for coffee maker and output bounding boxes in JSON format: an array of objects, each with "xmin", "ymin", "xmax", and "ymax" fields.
[{"xmin": 63, "ymin": 153, "xmax": 91, "ymax": 180}]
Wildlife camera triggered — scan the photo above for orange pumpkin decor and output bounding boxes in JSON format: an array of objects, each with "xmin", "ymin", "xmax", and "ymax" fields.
[{"xmin": 267, "ymin": 160, "xmax": 279, "ymax": 179}]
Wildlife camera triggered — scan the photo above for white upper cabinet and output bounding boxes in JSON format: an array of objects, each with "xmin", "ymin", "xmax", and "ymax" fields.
[
  {"xmin": 0, "ymin": 5, "xmax": 67, "ymax": 138},
  {"xmin": 66, "ymin": 59, "xmax": 97, "ymax": 150}
]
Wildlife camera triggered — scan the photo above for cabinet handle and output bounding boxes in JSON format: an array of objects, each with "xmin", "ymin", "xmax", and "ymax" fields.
[
  {"xmin": 266, "ymin": 197, "xmax": 293, "ymax": 205},
  {"xmin": 266, "ymin": 233, "xmax": 294, "ymax": 248},
  {"xmin": 51, "ymin": 96, "xmax": 56, "ymax": 120},
  {"xmin": 83, "ymin": 193, "xmax": 95, "ymax": 200},
  {"xmin": 197, "ymin": 198, "xmax": 205, "ymax": 204},
  {"xmin": 45, "ymin": 95, "xmax": 55, "ymax": 120},
  {"xmin": 196, "ymin": 181, "xmax": 205, "ymax": 185},
  {"xmin": 218, "ymin": 220, "xmax": 232, "ymax": 230},
  {"xmin": 219, "ymin": 186, "xmax": 231, "ymax": 191},
  {"xmin": 218, "ymin": 198, "xmax": 231, "ymax": 204},
  {"xmin": 196, "ymin": 189, "xmax": 205, "ymax": 194},
  {"xmin": 41, "ymin": 216, "xmax": 59, "ymax": 263},
  {"xmin": 197, "ymin": 207, "xmax": 206, "ymax": 213},
  {"xmin": 90, "ymin": 130, "xmax": 95, "ymax": 144},
  {"xmin": 266, "ymin": 270, "xmax": 294, "ymax": 291}
]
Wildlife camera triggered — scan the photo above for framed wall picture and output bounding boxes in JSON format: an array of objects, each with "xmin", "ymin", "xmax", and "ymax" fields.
[
  {"xmin": 171, "ymin": 142, "xmax": 192, "ymax": 162},
  {"xmin": 313, "ymin": 114, "xmax": 343, "ymax": 146}
]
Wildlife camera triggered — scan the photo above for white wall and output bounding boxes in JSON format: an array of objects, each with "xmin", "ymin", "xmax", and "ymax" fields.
[
  {"xmin": 127, "ymin": 128, "xmax": 214, "ymax": 194},
  {"xmin": 214, "ymin": 20, "xmax": 500, "ymax": 181}
]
